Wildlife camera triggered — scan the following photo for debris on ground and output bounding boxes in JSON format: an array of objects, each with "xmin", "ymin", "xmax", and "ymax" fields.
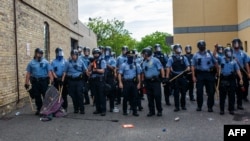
[{"xmin": 122, "ymin": 124, "xmax": 134, "ymax": 128}]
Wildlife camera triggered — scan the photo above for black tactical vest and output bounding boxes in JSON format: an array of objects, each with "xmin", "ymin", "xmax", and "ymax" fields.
[
  {"xmin": 172, "ymin": 55, "xmax": 186, "ymax": 72},
  {"xmin": 154, "ymin": 52, "xmax": 166, "ymax": 67}
]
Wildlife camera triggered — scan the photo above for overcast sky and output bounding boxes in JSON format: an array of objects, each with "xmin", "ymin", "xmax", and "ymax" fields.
[{"xmin": 78, "ymin": 0, "xmax": 173, "ymax": 41}]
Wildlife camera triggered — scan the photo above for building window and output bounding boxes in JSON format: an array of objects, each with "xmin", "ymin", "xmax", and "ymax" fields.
[
  {"xmin": 71, "ymin": 38, "xmax": 78, "ymax": 50},
  {"xmin": 44, "ymin": 22, "xmax": 50, "ymax": 60}
]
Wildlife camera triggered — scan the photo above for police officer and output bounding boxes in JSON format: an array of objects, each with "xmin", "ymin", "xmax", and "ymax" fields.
[
  {"xmin": 104, "ymin": 46, "xmax": 116, "ymax": 112},
  {"xmin": 232, "ymin": 38, "xmax": 250, "ymax": 106},
  {"xmin": 213, "ymin": 44, "xmax": 224, "ymax": 59},
  {"xmin": 118, "ymin": 50, "xmax": 141, "ymax": 116},
  {"xmin": 87, "ymin": 48, "xmax": 107, "ymax": 116},
  {"xmin": 98, "ymin": 46, "xmax": 105, "ymax": 59},
  {"xmin": 166, "ymin": 44, "xmax": 190, "ymax": 111},
  {"xmin": 78, "ymin": 46, "xmax": 83, "ymax": 56},
  {"xmin": 116, "ymin": 46, "xmax": 128, "ymax": 105},
  {"xmin": 141, "ymin": 47, "xmax": 165, "ymax": 117},
  {"xmin": 51, "ymin": 47, "xmax": 68, "ymax": 111},
  {"xmin": 153, "ymin": 44, "xmax": 170, "ymax": 106},
  {"xmin": 133, "ymin": 49, "xmax": 144, "ymax": 111},
  {"xmin": 62, "ymin": 50, "xmax": 87, "ymax": 114},
  {"xmin": 184, "ymin": 45, "xmax": 195, "ymax": 101},
  {"xmin": 25, "ymin": 48, "xmax": 53, "ymax": 115},
  {"xmin": 80, "ymin": 46, "xmax": 91, "ymax": 105},
  {"xmin": 218, "ymin": 47, "xmax": 243, "ymax": 115},
  {"xmin": 191, "ymin": 40, "xmax": 218, "ymax": 112}
]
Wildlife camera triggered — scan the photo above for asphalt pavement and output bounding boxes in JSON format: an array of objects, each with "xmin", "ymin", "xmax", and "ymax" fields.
[{"xmin": 0, "ymin": 93, "xmax": 250, "ymax": 141}]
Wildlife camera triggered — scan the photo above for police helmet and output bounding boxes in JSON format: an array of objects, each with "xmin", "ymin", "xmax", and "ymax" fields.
[
  {"xmin": 98, "ymin": 46, "xmax": 104, "ymax": 51},
  {"xmin": 173, "ymin": 44, "xmax": 182, "ymax": 54},
  {"xmin": 142, "ymin": 47, "xmax": 152, "ymax": 56},
  {"xmin": 197, "ymin": 40, "xmax": 206, "ymax": 51},
  {"xmin": 70, "ymin": 49, "xmax": 78, "ymax": 56},
  {"xmin": 55, "ymin": 47, "xmax": 62, "ymax": 53},
  {"xmin": 104, "ymin": 46, "xmax": 112, "ymax": 55},
  {"xmin": 126, "ymin": 50, "xmax": 135, "ymax": 55},
  {"xmin": 185, "ymin": 45, "xmax": 192, "ymax": 51},
  {"xmin": 122, "ymin": 46, "xmax": 129, "ymax": 51},
  {"xmin": 216, "ymin": 45, "xmax": 224, "ymax": 52},
  {"xmin": 83, "ymin": 46, "xmax": 90, "ymax": 52},
  {"xmin": 35, "ymin": 48, "xmax": 44, "ymax": 54},
  {"xmin": 232, "ymin": 38, "xmax": 242, "ymax": 47},
  {"xmin": 173, "ymin": 44, "xmax": 182, "ymax": 50},
  {"xmin": 224, "ymin": 47, "xmax": 233, "ymax": 57},
  {"xmin": 92, "ymin": 48, "xmax": 101, "ymax": 55}
]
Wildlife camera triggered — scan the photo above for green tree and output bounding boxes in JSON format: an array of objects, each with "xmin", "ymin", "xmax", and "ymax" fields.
[
  {"xmin": 87, "ymin": 17, "xmax": 137, "ymax": 55},
  {"xmin": 136, "ymin": 31, "xmax": 172, "ymax": 54}
]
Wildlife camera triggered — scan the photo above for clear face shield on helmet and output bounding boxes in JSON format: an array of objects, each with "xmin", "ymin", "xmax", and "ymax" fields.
[
  {"xmin": 234, "ymin": 42, "xmax": 240, "ymax": 48},
  {"xmin": 175, "ymin": 47, "xmax": 182, "ymax": 54},
  {"xmin": 156, "ymin": 47, "xmax": 161, "ymax": 52},
  {"xmin": 185, "ymin": 48, "xmax": 191, "ymax": 53},
  {"xmin": 218, "ymin": 48, "xmax": 223, "ymax": 54},
  {"xmin": 105, "ymin": 50, "xmax": 110, "ymax": 56},
  {"xmin": 57, "ymin": 50, "xmax": 64, "ymax": 57}
]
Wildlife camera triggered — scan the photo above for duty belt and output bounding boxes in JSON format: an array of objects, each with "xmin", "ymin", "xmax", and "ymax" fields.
[
  {"xmin": 123, "ymin": 78, "xmax": 136, "ymax": 82},
  {"xmin": 145, "ymin": 76, "xmax": 159, "ymax": 82},
  {"xmin": 31, "ymin": 77, "xmax": 49, "ymax": 82},
  {"xmin": 90, "ymin": 76, "xmax": 104, "ymax": 81},
  {"xmin": 67, "ymin": 75, "xmax": 82, "ymax": 81}
]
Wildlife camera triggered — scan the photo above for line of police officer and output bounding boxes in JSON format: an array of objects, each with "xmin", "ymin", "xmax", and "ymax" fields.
[{"xmin": 25, "ymin": 37, "xmax": 250, "ymax": 117}]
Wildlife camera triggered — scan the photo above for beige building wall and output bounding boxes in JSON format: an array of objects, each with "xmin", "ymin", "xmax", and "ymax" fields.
[
  {"xmin": 238, "ymin": 0, "xmax": 250, "ymax": 53},
  {"xmin": 0, "ymin": 0, "xmax": 97, "ymax": 115},
  {"xmin": 173, "ymin": 0, "xmax": 241, "ymax": 53}
]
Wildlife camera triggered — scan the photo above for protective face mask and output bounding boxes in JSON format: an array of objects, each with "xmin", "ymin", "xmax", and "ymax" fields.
[
  {"xmin": 127, "ymin": 56, "xmax": 134, "ymax": 64},
  {"xmin": 37, "ymin": 57, "xmax": 42, "ymax": 62},
  {"xmin": 94, "ymin": 56, "xmax": 99, "ymax": 60},
  {"xmin": 199, "ymin": 46, "xmax": 206, "ymax": 52},
  {"xmin": 56, "ymin": 56, "xmax": 63, "ymax": 61}
]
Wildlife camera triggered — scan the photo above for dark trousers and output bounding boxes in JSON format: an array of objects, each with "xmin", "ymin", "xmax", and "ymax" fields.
[
  {"xmin": 84, "ymin": 82, "xmax": 90, "ymax": 104},
  {"xmin": 196, "ymin": 72, "xmax": 215, "ymax": 109},
  {"xmin": 236, "ymin": 71, "xmax": 249, "ymax": 103},
  {"xmin": 54, "ymin": 78, "xmax": 68, "ymax": 110},
  {"xmin": 219, "ymin": 79, "xmax": 236, "ymax": 112},
  {"xmin": 31, "ymin": 78, "xmax": 49, "ymax": 111},
  {"xmin": 90, "ymin": 78, "xmax": 106, "ymax": 113},
  {"xmin": 145, "ymin": 81, "xmax": 162, "ymax": 114},
  {"xmin": 172, "ymin": 77, "xmax": 188, "ymax": 108},
  {"xmin": 68, "ymin": 80, "xmax": 84, "ymax": 112},
  {"xmin": 136, "ymin": 89, "xmax": 143, "ymax": 109},
  {"xmin": 163, "ymin": 84, "xmax": 171, "ymax": 104},
  {"xmin": 106, "ymin": 77, "xmax": 115, "ymax": 110},
  {"xmin": 122, "ymin": 81, "xmax": 138, "ymax": 114},
  {"xmin": 186, "ymin": 74, "xmax": 194, "ymax": 100}
]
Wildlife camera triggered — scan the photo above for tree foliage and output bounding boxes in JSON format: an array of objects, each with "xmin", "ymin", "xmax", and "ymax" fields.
[
  {"xmin": 87, "ymin": 17, "xmax": 137, "ymax": 55},
  {"xmin": 86, "ymin": 17, "xmax": 172, "ymax": 55},
  {"xmin": 136, "ymin": 31, "xmax": 171, "ymax": 54}
]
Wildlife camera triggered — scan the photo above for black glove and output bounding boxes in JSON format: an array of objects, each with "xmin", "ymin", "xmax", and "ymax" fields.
[
  {"xmin": 24, "ymin": 84, "xmax": 30, "ymax": 90},
  {"xmin": 58, "ymin": 80, "xmax": 64, "ymax": 86},
  {"xmin": 161, "ymin": 78, "xmax": 168, "ymax": 84}
]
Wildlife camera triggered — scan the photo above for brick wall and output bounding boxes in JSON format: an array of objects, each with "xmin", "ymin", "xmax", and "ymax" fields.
[{"xmin": 0, "ymin": 0, "xmax": 97, "ymax": 116}]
